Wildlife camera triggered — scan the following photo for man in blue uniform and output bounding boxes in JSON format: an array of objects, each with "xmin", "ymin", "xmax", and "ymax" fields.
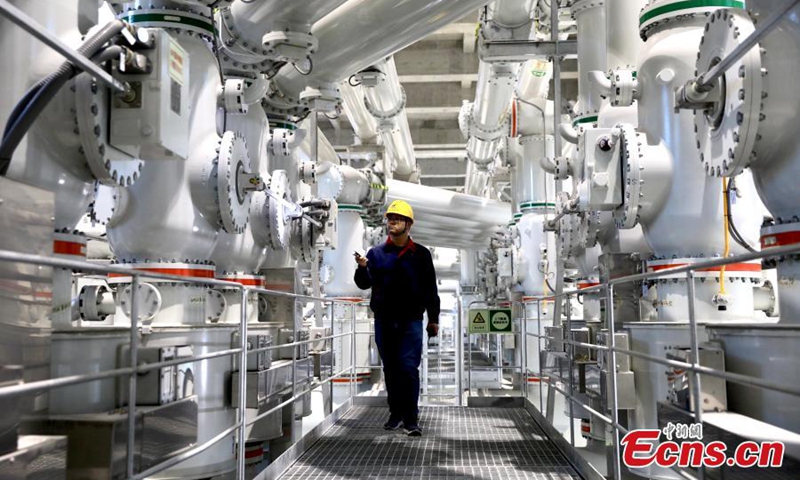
[{"xmin": 354, "ymin": 200, "xmax": 440, "ymax": 437}]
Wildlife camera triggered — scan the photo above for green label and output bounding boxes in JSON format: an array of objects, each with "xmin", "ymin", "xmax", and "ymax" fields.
[
  {"xmin": 469, "ymin": 308, "xmax": 513, "ymax": 333},
  {"xmin": 468, "ymin": 309, "xmax": 490, "ymax": 333},
  {"xmin": 490, "ymin": 309, "xmax": 512, "ymax": 333}
]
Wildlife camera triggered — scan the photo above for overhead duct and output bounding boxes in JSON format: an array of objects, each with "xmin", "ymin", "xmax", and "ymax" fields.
[
  {"xmin": 265, "ymin": 0, "xmax": 495, "ymax": 113},
  {"xmin": 339, "ymin": 82, "xmax": 378, "ymax": 144},
  {"xmin": 387, "ymin": 179, "xmax": 510, "ymax": 225},
  {"xmin": 357, "ymin": 57, "xmax": 418, "ymax": 181},
  {"xmin": 220, "ymin": 0, "xmax": 349, "ymax": 72}
]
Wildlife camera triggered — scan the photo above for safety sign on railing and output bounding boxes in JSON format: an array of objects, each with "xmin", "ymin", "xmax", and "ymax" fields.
[{"xmin": 468, "ymin": 308, "xmax": 513, "ymax": 334}]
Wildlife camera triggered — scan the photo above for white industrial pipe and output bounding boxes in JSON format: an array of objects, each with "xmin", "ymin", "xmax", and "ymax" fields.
[
  {"xmin": 296, "ymin": 121, "xmax": 341, "ymax": 165},
  {"xmin": 108, "ymin": 36, "xmax": 220, "ymax": 262},
  {"xmin": 220, "ymin": 0, "xmax": 349, "ymax": 69},
  {"xmin": 570, "ymin": 0, "xmax": 607, "ymax": 126},
  {"xmin": 387, "ymin": 179, "xmax": 512, "ymax": 226},
  {"xmin": 321, "ymin": 207, "xmax": 365, "ymax": 298},
  {"xmin": 266, "ymin": 0, "xmax": 494, "ymax": 110},
  {"xmin": 1, "ymin": 0, "xmax": 95, "ymax": 230},
  {"xmin": 360, "ymin": 57, "xmax": 417, "ymax": 181},
  {"xmin": 606, "ymin": 0, "xmax": 646, "ymax": 73},
  {"xmin": 339, "ymin": 82, "xmax": 379, "ymax": 144}
]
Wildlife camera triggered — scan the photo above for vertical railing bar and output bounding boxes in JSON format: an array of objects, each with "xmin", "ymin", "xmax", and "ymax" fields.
[
  {"xmin": 537, "ymin": 300, "xmax": 544, "ymax": 414},
  {"xmin": 686, "ymin": 271, "xmax": 705, "ymax": 480},
  {"xmin": 126, "ymin": 274, "xmax": 140, "ymax": 479},
  {"xmin": 328, "ymin": 301, "xmax": 334, "ymax": 413},
  {"xmin": 566, "ymin": 294, "xmax": 575, "ymax": 447},
  {"xmin": 351, "ymin": 303, "xmax": 356, "ymax": 400},
  {"xmin": 521, "ymin": 302, "xmax": 527, "ymax": 400},
  {"xmin": 291, "ymin": 296, "xmax": 298, "ymax": 434},
  {"xmin": 606, "ymin": 284, "xmax": 622, "ymax": 480},
  {"xmin": 236, "ymin": 287, "xmax": 248, "ymax": 480},
  {"xmin": 456, "ymin": 296, "xmax": 463, "ymax": 406}
]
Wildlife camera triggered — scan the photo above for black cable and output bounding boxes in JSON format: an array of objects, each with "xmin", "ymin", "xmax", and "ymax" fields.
[
  {"xmin": 1, "ymin": 20, "xmax": 126, "ymax": 175},
  {"xmin": 726, "ymin": 177, "xmax": 758, "ymax": 253},
  {"xmin": 348, "ymin": 74, "xmax": 362, "ymax": 87},
  {"xmin": 265, "ymin": 61, "xmax": 287, "ymax": 80},
  {"xmin": 293, "ymin": 56, "xmax": 313, "ymax": 76}
]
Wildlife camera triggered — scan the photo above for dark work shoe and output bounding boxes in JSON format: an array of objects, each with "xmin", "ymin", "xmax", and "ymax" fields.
[
  {"xmin": 405, "ymin": 424, "xmax": 422, "ymax": 437},
  {"xmin": 383, "ymin": 416, "xmax": 403, "ymax": 430}
]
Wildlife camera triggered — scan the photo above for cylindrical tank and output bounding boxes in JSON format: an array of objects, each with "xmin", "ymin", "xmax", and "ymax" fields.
[
  {"xmin": 637, "ymin": 4, "xmax": 760, "ymax": 259},
  {"xmin": 321, "ymin": 207, "xmax": 366, "ymax": 298},
  {"xmin": 1, "ymin": 0, "xmax": 94, "ymax": 230},
  {"xmin": 107, "ymin": 35, "xmax": 221, "ymax": 261},
  {"xmin": 571, "ymin": 0, "xmax": 608, "ymax": 125}
]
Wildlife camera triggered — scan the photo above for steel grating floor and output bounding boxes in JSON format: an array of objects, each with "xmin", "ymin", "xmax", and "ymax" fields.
[{"xmin": 278, "ymin": 406, "xmax": 582, "ymax": 479}]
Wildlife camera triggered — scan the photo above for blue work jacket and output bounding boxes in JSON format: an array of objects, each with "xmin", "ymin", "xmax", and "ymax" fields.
[{"xmin": 354, "ymin": 237, "xmax": 440, "ymax": 324}]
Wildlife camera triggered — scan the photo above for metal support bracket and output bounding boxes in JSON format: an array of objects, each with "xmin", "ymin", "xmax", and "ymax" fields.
[{"xmin": 479, "ymin": 39, "xmax": 577, "ymax": 63}]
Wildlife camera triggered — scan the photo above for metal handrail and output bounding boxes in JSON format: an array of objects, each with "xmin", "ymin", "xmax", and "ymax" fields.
[
  {"xmin": 0, "ymin": 247, "xmax": 361, "ymax": 480},
  {"xmin": 527, "ymin": 242, "xmax": 800, "ymax": 301},
  {"xmin": 525, "ymin": 331, "xmax": 800, "ymax": 399},
  {"xmin": 518, "ymin": 241, "xmax": 800, "ymax": 480}
]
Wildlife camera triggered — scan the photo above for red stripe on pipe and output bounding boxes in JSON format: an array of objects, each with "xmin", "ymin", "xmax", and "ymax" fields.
[
  {"xmin": 761, "ymin": 230, "xmax": 800, "ymax": 248},
  {"xmin": 648, "ymin": 262, "xmax": 761, "ymax": 273},
  {"xmin": 108, "ymin": 267, "xmax": 215, "ymax": 279},
  {"xmin": 53, "ymin": 240, "xmax": 86, "ymax": 257}
]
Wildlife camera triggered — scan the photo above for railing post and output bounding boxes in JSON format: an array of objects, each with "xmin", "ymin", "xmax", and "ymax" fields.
[
  {"xmin": 521, "ymin": 302, "xmax": 527, "ymax": 400},
  {"xmin": 566, "ymin": 294, "xmax": 575, "ymax": 447},
  {"xmin": 685, "ymin": 271, "xmax": 705, "ymax": 480},
  {"xmin": 126, "ymin": 274, "xmax": 139, "ymax": 479},
  {"xmin": 351, "ymin": 303, "xmax": 356, "ymax": 400},
  {"xmin": 606, "ymin": 284, "xmax": 622, "ymax": 480},
  {"xmin": 236, "ymin": 287, "xmax": 248, "ymax": 480},
  {"xmin": 537, "ymin": 300, "xmax": 544, "ymax": 412},
  {"xmin": 456, "ymin": 296, "xmax": 463, "ymax": 406}
]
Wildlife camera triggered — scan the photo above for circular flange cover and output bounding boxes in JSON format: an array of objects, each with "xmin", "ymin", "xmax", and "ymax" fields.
[
  {"xmin": 695, "ymin": 9, "xmax": 762, "ymax": 177},
  {"xmin": 614, "ymin": 124, "xmax": 644, "ymax": 230},
  {"xmin": 75, "ymin": 75, "xmax": 144, "ymax": 186},
  {"xmin": 217, "ymin": 130, "xmax": 253, "ymax": 234},
  {"xmin": 266, "ymin": 170, "xmax": 291, "ymax": 250}
]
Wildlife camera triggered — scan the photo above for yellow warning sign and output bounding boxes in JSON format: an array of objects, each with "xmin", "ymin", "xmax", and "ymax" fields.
[
  {"xmin": 468, "ymin": 309, "xmax": 489, "ymax": 333},
  {"xmin": 468, "ymin": 308, "xmax": 514, "ymax": 334}
]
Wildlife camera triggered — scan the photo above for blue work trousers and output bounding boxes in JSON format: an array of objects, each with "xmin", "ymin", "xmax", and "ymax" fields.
[{"xmin": 374, "ymin": 318, "xmax": 423, "ymax": 425}]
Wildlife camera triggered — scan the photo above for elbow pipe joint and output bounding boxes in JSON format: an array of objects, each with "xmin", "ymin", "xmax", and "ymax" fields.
[
  {"xmin": 540, "ymin": 156, "xmax": 571, "ymax": 181},
  {"xmin": 559, "ymin": 123, "xmax": 579, "ymax": 145},
  {"xmin": 588, "ymin": 70, "xmax": 613, "ymax": 97}
]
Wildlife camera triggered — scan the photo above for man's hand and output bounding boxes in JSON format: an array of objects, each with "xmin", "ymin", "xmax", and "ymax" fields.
[
  {"xmin": 426, "ymin": 323, "xmax": 439, "ymax": 337},
  {"xmin": 354, "ymin": 252, "xmax": 368, "ymax": 268}
]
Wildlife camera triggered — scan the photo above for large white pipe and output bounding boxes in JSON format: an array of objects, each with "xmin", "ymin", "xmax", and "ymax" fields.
[
  {"xmin": 460, "ymin": 250, "xmax": 479, "ymax": 286},
  {"xmin": 321, "ymin": 209, "xmax": 365, "ymax": 298},
  {"xmin": 1, "ymin": 0, "xmax": 93, "ymax": 230},
  {"xmin": 606, "ymin": 0, "xmax": 646, "ymax": 71},
  {"xmin": 571, "ymin": 0, "xmax": 607, "ymax": 122},
  {"xmin": 229, "ymin": 0, "xmax": 346, "ymax": 32},
  {"xmin": 108, "ymin": 35, "xmax": 221, "ymax": 261},
  {"xmin": 296, "ymin": 121, "xmax": 340, "ymax": 165},
  {"xmin": 221, "ymin": 0, "xmax": 349, "ymax": 68},
  {"xmin": 361, "ymin": 57, "xmax": 417, "ymax": 180},
  {"xmin": 267, "ymin": 0, "xmax": 494, "ymax": 109},
  {"xmin": 466, "ymin": 61, "xmax": 520, "ymax": 167},
  {"xmin": 387, "ymin": 179, "xmax": 512, "ymax": 226},
  {"xmin": 489, "ymin": 0, "xmax": 536, "ymax": 29},
  {"xmin": 339, "ymin": 82, "xmax": 378, "ymax": 143}
]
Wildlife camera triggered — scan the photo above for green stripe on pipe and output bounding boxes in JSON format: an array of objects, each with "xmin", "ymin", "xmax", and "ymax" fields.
[
  {"xmin": 122, "ymin": 12, "xmax": 215, "ymax": 35},
  {"xmin": 269, "ymin": 121, "xmax": 298, "ymax": 131},
  {"xmin": 640, "ymin": 0, "xmax": 745, "ymax": 26},
  {"xmin": 519, "ymin": 202, "xmax": 556, "ymax": 210},
  {"xmin": 338, "ymin": 204, "xmax": 363, "ymax": 212},
  {"xmin": 572, "ymin": 115, "xmax": 598, "ymax": 127}
]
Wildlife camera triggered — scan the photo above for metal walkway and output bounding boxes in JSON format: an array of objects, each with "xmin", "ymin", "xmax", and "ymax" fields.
[{"xmin": 279, "ymin": 406, "xmax": 582, "ymax": 479}]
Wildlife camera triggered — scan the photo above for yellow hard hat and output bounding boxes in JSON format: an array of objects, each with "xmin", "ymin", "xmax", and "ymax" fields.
[{"xmin": 385, "ymin": 200, "xmax": 414, "ymax": 222}]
